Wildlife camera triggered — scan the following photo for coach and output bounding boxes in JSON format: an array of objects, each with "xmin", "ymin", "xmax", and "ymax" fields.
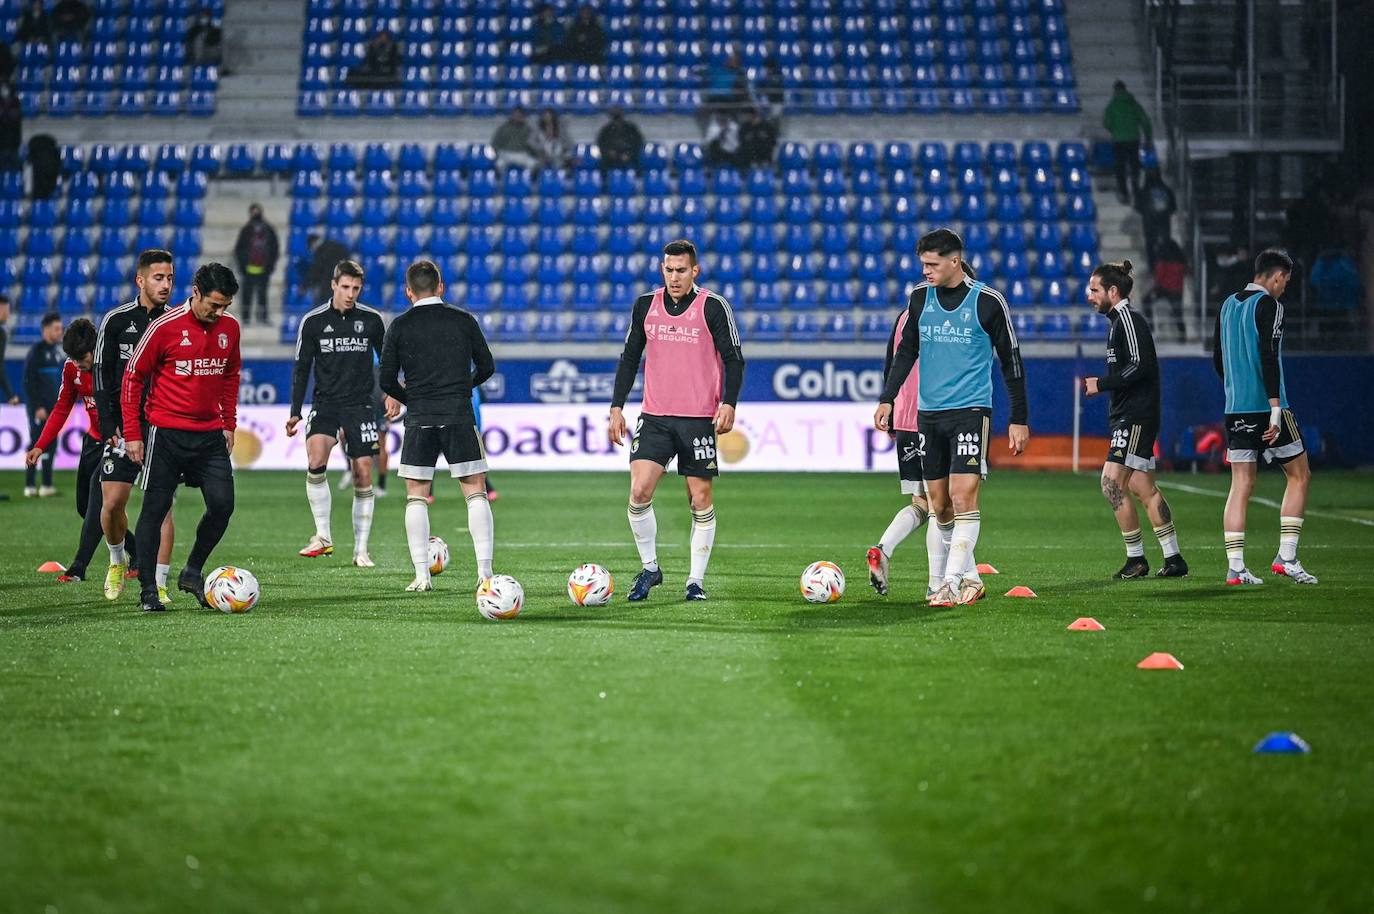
[{"xmin": 122, "ymin": 263, "xmax": 242, "ymax": 612}]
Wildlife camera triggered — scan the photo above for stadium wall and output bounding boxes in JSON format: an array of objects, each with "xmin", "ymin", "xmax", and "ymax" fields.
[{"xmin": 3, "ymin": 355, "xmax": 1370, "ymax": 469}]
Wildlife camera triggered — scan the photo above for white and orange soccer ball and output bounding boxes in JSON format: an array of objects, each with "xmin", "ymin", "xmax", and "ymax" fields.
[
  {"xmin": 204, "ymin": 566, "xmax": 259, "ymax": 613},
  {"xmin": 477, "ymin": 574, "xmax": 524, "ymax": 621},
  {"xmin": 427, "ymin": 536, "xmax": 450, "ymax": 575},
  {"xmin": 800, "ymin": 561, "xmax": 845, "ymax": 604},
  {"xmin": 567, "ymin": 563, "xmax": 614, "ymax": 606}
]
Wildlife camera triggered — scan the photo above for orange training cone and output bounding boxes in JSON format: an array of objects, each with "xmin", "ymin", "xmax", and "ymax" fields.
[
  {"xmin": 1004, "ymin": 586, "xmax": 1037, "ymax": 598},
  {"xmin": 976, "ymin": 563, "xmax": 999, "ymax": 575},
  {"xmin": 1137, "ymin": 652, "xmax": 1184, "ymax": 670},
  {"xmin": 36, "ymin": 561, "xmax": 66, "ymax": 573},
  {"xmin": 1067, "ymin": 617, "xmax": 1105, "ymax": 631}
]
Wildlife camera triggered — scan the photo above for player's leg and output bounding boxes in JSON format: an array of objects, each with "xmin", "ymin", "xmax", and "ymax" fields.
[
  {"xmin": 398, "ymin": 426, "xmax": 439, "ymax": 591},
  {"xmin": 626, "ymin": 459, "xmax": 666, "ymax": 600},
  {"xmin": 1273, "ymin": 449, "xmax": 1317, "ymax": 583},
  {"xmin": 177, "ymin": 435, "xmax": 236, "ymax": 608},
  {"xmin": 1101, "ymin": 462, "xmax": 1149, "ymax": 578},
  {"xmin": 349, "ymin": 455, "xmax": 376, "ymax": 566},
  {"xmin": 942, "ymin": 414, "xmax": 989, "ymax": 605},
  {"xmin": 100, "ymin": 477, "xmax": 137, "ymax": 598},
  {"xmin": 1223, "ymin": 459, "xmax": 1261, "ymax": 585},
  {"xmin": 154, "ymin": 509, "xmax": 175, "ymax": 604},
  {"xmin": 441, "ymin": 422, "xmax": 494, "ymax": 586},
  {"xmin": 868, "ymin": 431, "xmax": 930, "ymax": 596},
  {"xmin": 1128, "ymin": 469, "xmax": 1188, "ymax": 577},
  {"xmin": 61, "ymin": 444, "xmax": 108, "ymax": 582},
  {"xmin": 683, "ymin": 475, "xmax": 715, "ymax": 600},
  {"xmin": 134, "ymin": 428, "xmax": 179, "ymax": 610},
  {"xmin": 300, "ymin": 418, "xmax": 338, "ymax": 556}
]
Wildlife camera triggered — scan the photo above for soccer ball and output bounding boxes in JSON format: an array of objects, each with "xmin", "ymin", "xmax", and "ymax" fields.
[
  {"xmin": 567, "ymin": 563, "xmax": 614, "ymax": 606},
  {"xmin": 800, "ymin": 561, "xmax": 845, "ymax": 604},
  {"xmin": 477, "ymin": 574, "xmax": 524, "ymax": 621},
  {"xmin": 204, "ymin": 566, "xmax": 259, "ymax": 613},
  {"xmin": 428, "ymin": 536, "xmax": 449, "ymax": 575}
]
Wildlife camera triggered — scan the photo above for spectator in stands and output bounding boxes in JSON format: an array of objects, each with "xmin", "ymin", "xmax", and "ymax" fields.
[
  {"xmin": 51, "ymin": 0, "xmax": 91, "ymax": 43},
  {"xmin": 596, "ymin": 107, "xmax": 643, "ymax": 172},
  {"xmin": 1310, "ymin": 247, "xmax": 1364, "ymax": 335},
  {"xmin": 531, "ymin": 3, "xmax": 566, "ymax": 66},
  {"xmin": 27, "ymin": 133, "xmax": 60, "ymax": 200},
  {"xmin": 23, "ymin": 312, "xmax": 63, "ymax": 497},
  {"xmin": 347, "ymin": 30, "xmax": 402, "ymax": 90},
  {"xmin": 738, "ymin": 107, "xmax": 778, "ymax": 169},
  {"xmin": 0, "ymin": 294, "xmax": 18, "ymax": 406},
  {"xmin": 1144, "ymin": 236, "xmax": 1188, "ymax": 339},
  {"xmin": 702, "ymin": 50, "xmax": 748, "ymax": 117},
  {"xmin": 754, "ymin": 59, "xmax": 785, "ymax": 122},
  {"xmin": 1210, "ymin": 240, "xmax": 1251, "ymax": 301},
  {"xmin": 17, "ymin": 0, "xmax": 53, "ymax": 48},
  {"xmin": 1136, "ymin": 168, "xmax": 1177, "ymax": 266},
  {"xmin": 187, "ymin": 7, "xmax": 224, "ymax": 68},
  {"xmin": 1103, "ymin": 80, "xmax": 1152, "ymax": 204},
  {"xmin": 234, "ymin": 203, "xmax": 279, "ymax": 325},
  {"xmin": 1282, "ymin": 185, "xmax": 1333, "ymax": 273},
  {"xmin": 0, "ymin": 46, "xmax": 14, "ymax": 89},
  {"xmin": 532, "ymin": 107, "xmax": 573, "ymax": 170},
  {"xmin": 564, "ymin": 6, "xmax": 607, "ymax": 66},
  {"xmin": 305, "ymin": 234, "xmax": 352, "ymax": 304},
  {"xmin": 0, "ymin": 82, "xmax": 22, "ymax": 173},
  {"xmin": 492, "ymin": 107, "xmax": 540, "ymax": 171},
  {"xmin": 704, "ymin": 112, "xmax": 744, "ymax": 172}
]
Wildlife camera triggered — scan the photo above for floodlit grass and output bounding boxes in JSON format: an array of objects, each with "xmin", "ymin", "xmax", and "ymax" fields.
[{"xmin": 3, "ymin": 469, "xmax": 1373, "ymax": 913}]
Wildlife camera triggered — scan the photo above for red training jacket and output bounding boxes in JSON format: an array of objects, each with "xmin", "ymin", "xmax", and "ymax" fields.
[
  {"xmin": 121, "ymin": 302, "xmax": 241, "ymax": 443},
  {"xmin": 33, "ymin": 359, "xmax": 101, "ymax": 451}
]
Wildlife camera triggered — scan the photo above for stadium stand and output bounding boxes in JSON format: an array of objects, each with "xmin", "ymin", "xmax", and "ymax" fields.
[{"xmin": 296, "ymin": 0, "xmax": 1079, "ymax": 117}]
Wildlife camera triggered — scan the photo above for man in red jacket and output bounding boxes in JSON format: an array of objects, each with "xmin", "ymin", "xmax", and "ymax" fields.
[
  {"xmin": 25, "ymin": 318, "xmax": 137, "ymax": 585},
  {"xmin": 122, "ymin": 263, "xmax": 241, "ymax": 612}
]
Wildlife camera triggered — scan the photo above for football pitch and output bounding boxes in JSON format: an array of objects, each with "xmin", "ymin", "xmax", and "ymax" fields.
[{"xmin": 2, "ymin": 468, "xmax": 1373, "ymax": 913}]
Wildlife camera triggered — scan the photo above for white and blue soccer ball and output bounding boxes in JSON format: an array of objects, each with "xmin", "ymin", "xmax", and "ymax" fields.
[
  {"xmin": 567, "ymin": 563, "xmax": 614, "ymax": 606},
  {"xmin": 477, "ymin": 574, "xmax": 524, "ymax": 621}
]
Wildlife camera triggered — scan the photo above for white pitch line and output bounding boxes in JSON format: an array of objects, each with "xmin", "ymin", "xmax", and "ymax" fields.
[{"xmin": 1159, "ymin": 480, "xmax": 1374, "ymax": 528}]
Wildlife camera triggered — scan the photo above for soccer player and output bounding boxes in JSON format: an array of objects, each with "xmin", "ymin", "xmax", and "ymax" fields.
[
  {"xmin": 24, "ymin": 318, "xmax": 135, "ymax": 583},
  {"xmin": 22, "ymin": 312, "xmax": 64, "ymax": 497},
  {"xmin": 608, "ymin": 239, "xmax": 745, "ymax": 602},
  {"xmin": 122, "ymin": 263, "xmax": 242, "ymax": 612},
  {"xmin": 287, "ymin": 259, "xmax": 387, "ymax": 566},
  {"xmin": 378, "ymin": 260, "xmax": 496, "ymax": 593},
  {"xmin": 873, "ymin": 229, "xmax": 1029, "ymax": 607},
  {"xmin": 94, "ymin": 250, "xmax": 177, "ymax": 603},
  {"xmin": 1213, "ymin": 248, "xmax": 1317, "ymax": 585},
  {"xmin": 866, "ymin": 307, "xmax": 982, "ymax": 600},
  {"xmin": 1082, "ymin": 260, "xmax": 1189, "ymax": 579}
]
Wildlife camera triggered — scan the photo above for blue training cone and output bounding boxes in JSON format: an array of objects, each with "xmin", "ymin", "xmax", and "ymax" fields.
[{"xmin": 1253, "ymin": 732, "xmax": 1311, "ymax": 754}]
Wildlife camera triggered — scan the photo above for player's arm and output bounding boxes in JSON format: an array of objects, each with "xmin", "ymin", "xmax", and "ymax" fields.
[
  {"xmin": 878, "ymin": 293, "xmax": 921, "ymax": 407},
  {"xmin": 287, "ymin": 314, "xmax": 316, "ymax": 436},
  {"xmin": 468, "ymin": 314, "xmax": 496, "ymax": 387},
  {"xmin": 1211, "ymin": 308, "xmax": 1224, "ymax": 380},
  {"xmin": 608, "ymin": 296, "xmax": 651, "ymax": 445},
  {"xmin": 978, "ymin": 290, "xmax": 1030, "ymax": 453},
  {"xmin": 0, "ymin": 329, "xmax": 14, "ymax": 401},
  {"xmin": 26, "ymin": 361, "xmax": 77, "ymax": 463},
  {"xmin": 1256, "ymin": 294, "xmax": 1284, "ymax": 442},
  {"xmin": 705, "ymin": 296, "xmax": 744, "ymax": 432},
  {"xmin": 120, "ymin": 320, "xmax": 163, "ymax": 460},
  {"xmin": 378, "ymin": 320, "xmax": 406, "ymax": 404},
  {"xmin": 221, "ymin": 330, "xmax": 241, "ymax": 453},
  {"xmin": 93, "ymin": 311, "xmax": 123, "ymax": 440}
]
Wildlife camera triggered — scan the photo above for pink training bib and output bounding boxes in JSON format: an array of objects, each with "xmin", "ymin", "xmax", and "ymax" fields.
[
  {"xmin": 892, "ymin": 308, "xmax": 921, "ymax": 433},
  {"xmin": 641, "ymin": 287, "xmax": 723, "ymax": 418}
]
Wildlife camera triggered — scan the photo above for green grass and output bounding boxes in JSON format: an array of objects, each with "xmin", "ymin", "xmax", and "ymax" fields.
[{"xmin": 3, "ymin": 468, "xmax": 1374, "ymax": 914}]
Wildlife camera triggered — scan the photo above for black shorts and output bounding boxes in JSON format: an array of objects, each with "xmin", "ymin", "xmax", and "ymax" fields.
[
  {"xmin": 398, "ymin": 423, "xmax": 487, "ymax": 480},
  {"xmin": 140, "ymin": 426, "xmax": 235, "ymax": 492},
  {"xmin": 630, "ymin": 413, "xmax": 719, "ymax": 478},
  {"xmin": 100, "ymin": 438, "xmax": 143, "ymax": 485},
  {"xmin": 76, "ymin": 436, "xmax": 103, "ymax": 515},
  {"xmin": 917, "ymin": 409, "xmax": 990, "ymax": 480},
  {"xmin": 307, "ymin": 403, "xmax": 381, "ymax": 460},
  {"xmin": 1225, "ymin": 409, "xmax": 1305, "ymax": 464},
  {"xmin": 895, "ymin": 430, "xmax": 926, "ymax": 496},
  {"xmin": 1106, "ymin": 417, "xmax": 1159, "ymax": 472}
]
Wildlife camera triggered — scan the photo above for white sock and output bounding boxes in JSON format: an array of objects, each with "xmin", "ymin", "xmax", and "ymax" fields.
[
  {"xmin": 109, "ymin": 541, "xmax": 127, "ymax": 565},
  {"xmin": 1279, "ymin": 515, "xmax": 1303, "ymax": 562},
  {"xmin": 944, "ymin": 511, "xmax": 981, "ymax": 585},
  {"xmin": 306, "ymin": 471, "xmax": 332, "ymax": 541},
  {"xmin": 1152, "ymin": 522, "xmax": 1179, "ymax": 558},
  {"xmin": 879, "ymin": 504, "xmax": 926, "ymax": 557},
  {"xmin": 1224, "ymin": 531, "xmax": 1245, "ymax": 573},
  {"xmin": 964, "ymin": 548, "xmax": 982, "ymax": 585},
  {"xmin": 1123, "ymin": 527, "xmax": 1145, "ymax": 558},
  {"xmin": 688, "ymin": 505, "xmax": 716, "ymax": 586},
  {"xmin": 406, "ymin": 496, "xmax": 431, "ymax": 582},
  {"xmin": 156, "ymin": 563, "xmax": 169, "ymax": 588},
  {"xmin": 466, "ymin": 491, "xmax": 494, "ymax": 580},
  {"xmin": 628, "ymin": 500, "xmax": 659, "ymax": 572},
  {"xmin": 353, "ymin": 487, "xmax": 375, "ymax": 555},
  {"xmin": 927, "ymin": 520, "xmax": 952, "ymax": 591}
]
